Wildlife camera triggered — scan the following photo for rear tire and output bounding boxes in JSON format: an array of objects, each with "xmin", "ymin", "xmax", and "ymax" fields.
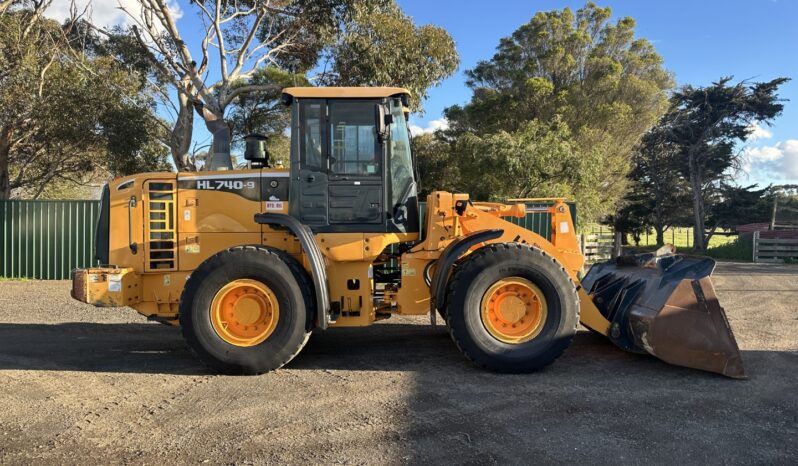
[
  {"xmin": 179, "ymin": 245, "xmax": 313, "ymax": 375},
  {"xmin": 445, "ymin": 243, "xmax": 579, "ymax": 373}
]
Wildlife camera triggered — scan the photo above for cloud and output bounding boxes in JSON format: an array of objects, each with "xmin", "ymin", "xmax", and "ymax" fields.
[
  {"xmin": 409, "ymin": 118, "xmax": 448, "ymax": 136},
  {"xmin": 44, "ymin": 1, "xmax": 182, "ymax": 30},
  {"xmin": 742, "ymin": 140, "xmax": 798, "ymax": 181},
  {"xmin": 45, "ymin": 0, "xmax": 136, "ymax": 28},
  {"xmin": 747, "ymin": 122, "xmax": 773, "ymax": 142}
]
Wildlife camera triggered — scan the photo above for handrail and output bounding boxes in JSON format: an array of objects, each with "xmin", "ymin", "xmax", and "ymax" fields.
[{"xmin": 128, "ymin": 196, "xmax": 138, "ymax": 255}]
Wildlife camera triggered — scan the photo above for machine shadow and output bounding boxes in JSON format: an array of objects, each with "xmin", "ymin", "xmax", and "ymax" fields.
[
  {"xmin": 0, "ymin": 320, "xmax": 790, "ymax": 381},
  {"xmin": 0, "ymin": 322, "xmax": 205, "ymax": 375},
  {"xmin": 288, "ymin": 321, "xmax": 768, "ymax": 381}
]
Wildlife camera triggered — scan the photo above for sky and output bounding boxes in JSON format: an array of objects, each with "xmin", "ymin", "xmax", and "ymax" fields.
[{"xmin": 45, "ymin": 0, "xmax": 798, "ymax": 186}]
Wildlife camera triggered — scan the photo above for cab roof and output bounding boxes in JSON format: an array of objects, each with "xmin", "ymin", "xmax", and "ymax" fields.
[{"xmin": 281, "ymin": 87, "xmax": 411, "ymax": 99}]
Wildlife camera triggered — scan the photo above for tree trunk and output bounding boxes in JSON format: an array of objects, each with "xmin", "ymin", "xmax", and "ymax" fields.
[
  {"xmin": 688, "ymin": 150, "xmax": 706, "ymax": 253},
  {"xmin": 655, "ymin": 224, "xmax": 665, "ymax": 246},
  {"xmin": 195, "ymin": 102, "xmax": 233, "ymax": 171},
  {"xmin": 0, "ymin": 125, "xmax": 12, "ymax": 200},
  {"xmin": 169, "ymin": 93, "xmax": 195, "ymax": 171}
]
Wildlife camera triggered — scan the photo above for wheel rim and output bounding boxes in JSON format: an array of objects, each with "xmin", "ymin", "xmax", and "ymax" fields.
[
  {"xmin": 480, "ymin": 277, "xmax": 548, "ymax": 344},
  {"xmin": 210, "ymin": 279, "xmax": 279, "ymax": 347}
]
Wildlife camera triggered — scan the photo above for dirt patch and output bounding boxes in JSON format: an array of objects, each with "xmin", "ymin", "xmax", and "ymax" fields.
[{"xmin": 0, "ymin": 263, "xmax": 796, "ymax": 464}]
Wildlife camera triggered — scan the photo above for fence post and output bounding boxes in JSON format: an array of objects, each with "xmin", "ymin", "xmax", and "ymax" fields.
[
  {"xmin": 770, "ymin": 198, "xmax": 778, "ymax": 230},
  {"xmin": 613, "ymin": 231, "xmax": 622, "ymax": 257},
  {"xmin": 753, "ymin": 230, "xmax": 759, "ymax": 262}
]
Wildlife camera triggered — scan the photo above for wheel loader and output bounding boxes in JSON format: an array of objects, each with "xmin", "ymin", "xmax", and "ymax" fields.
[{"xmin": 70, "ymin": 87, "xmax": 745, "ymax": 377}]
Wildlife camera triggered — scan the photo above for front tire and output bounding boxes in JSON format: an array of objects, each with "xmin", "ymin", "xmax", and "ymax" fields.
[
  {"xmin": 179, "ymin": 245, "xmax": 313, "ymax": 375},
  {"xmin": 445, "ymin": 243, "xmax": 579, "ymax": 373}
]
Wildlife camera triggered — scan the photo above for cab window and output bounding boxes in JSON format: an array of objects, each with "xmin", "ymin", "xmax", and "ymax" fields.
[
  {"xmin": 299, "ymin": 101, "xmax": 323, "ymax": 169},
  {"xmin": 389, "ymin": 98, "xmax": 414, "ymax": 207},
  {"xmin": 329, "ymin": 100, "xmax": 380, "ymax": 177}
]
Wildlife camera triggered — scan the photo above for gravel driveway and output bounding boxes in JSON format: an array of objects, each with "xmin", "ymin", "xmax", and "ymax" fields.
[{"xmin": 0, "ymin": 262, "xmax": 796, "ymax": 465}]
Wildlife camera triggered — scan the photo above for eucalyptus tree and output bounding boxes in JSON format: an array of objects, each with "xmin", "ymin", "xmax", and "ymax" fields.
[{"xmin": 119, "ymin": 0, "xmax": 457, "ymax": 171}]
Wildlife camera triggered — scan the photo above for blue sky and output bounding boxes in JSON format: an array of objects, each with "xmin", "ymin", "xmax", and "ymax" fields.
[{"xmin": 47, "ymin": 1, "xmax": 798, "ymax": 185}]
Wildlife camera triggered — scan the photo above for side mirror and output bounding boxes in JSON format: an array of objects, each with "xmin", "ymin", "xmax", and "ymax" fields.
[
  {"xmin": 375, "ymin": 104, "xmax": 392, "ymax": 144},
  {"xmin": 244, "ymin": 133, "xmax": 269, "ymax": 166}
]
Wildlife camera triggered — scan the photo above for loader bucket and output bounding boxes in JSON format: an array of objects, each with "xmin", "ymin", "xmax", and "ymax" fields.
[{"xmin": 581, "ymin": 248, "xmax": 745, "ymax": 378}]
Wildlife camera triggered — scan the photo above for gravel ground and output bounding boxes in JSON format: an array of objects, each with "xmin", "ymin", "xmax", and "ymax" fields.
[{"xmin": 0, "ymin": 262, "xmax": 796, "ymax": 465}]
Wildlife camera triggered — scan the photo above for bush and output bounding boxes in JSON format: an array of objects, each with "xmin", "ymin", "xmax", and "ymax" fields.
[{"xmin": 705, "ymin": 238, "xmax": 753, "ymax": 262}]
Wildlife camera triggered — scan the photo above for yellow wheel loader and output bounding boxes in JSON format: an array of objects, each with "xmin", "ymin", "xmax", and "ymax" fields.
[{"xmin": 70, "ymin": 87, "xmax": 744, "ymax": 377}]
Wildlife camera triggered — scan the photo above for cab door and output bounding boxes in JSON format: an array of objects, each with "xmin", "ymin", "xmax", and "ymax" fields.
[
  {"xmin": 295, "ymin": 99, "xmax": 329, "ymax": 226},
  {"xmin": 326, "ymin": 99, "xmax": 384, "ymax": 228},
  {"xmin": 291, "ymin": 98, "xmax": 387, "ymax": 232}
]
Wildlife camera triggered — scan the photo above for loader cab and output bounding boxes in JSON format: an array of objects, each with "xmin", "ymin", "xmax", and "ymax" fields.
[{"xmin": 283, "ymin": 87, "xmax": 419, "ymax": 234}]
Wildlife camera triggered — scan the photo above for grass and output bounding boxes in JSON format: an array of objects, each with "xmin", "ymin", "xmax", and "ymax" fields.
[
  {"xmin": 619, "ymin": 229, "xmax": 752, "ymax": 262},
  {"xmin": 627, "ymin": 227, "xmax": 736, "ymax": 250},
  {"xmin": 704, "ymin": 238, "xmax": 753, "ymax": 261}
]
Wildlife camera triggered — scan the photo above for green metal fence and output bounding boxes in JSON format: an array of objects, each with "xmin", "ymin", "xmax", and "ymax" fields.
[
  {"xmin": 0, "ymin": 199, "xmax": 574, "ymax": 280},
  {"xmin": 1, "ymin": 200, "xmax": 100, "ymax": 280}
]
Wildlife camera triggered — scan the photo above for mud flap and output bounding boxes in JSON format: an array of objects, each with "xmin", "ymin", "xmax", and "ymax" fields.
[{"xmin": 581, "ymin": 249, "xmax": 745, "ymax": 378}]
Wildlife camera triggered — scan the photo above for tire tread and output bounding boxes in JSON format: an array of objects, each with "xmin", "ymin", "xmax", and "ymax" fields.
[{"xmin": 444, "ymin": 243, "xmax": 580, "ymax": 373}]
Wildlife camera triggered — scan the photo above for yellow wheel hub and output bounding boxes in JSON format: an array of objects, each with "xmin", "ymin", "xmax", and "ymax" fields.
[
  {"xmin": 210, "ymin": 279, "xmax": 279, "ymax": 347},
  {"xmin": 481, "ymin": 277, "xmax": 547, "ymax": 344}
]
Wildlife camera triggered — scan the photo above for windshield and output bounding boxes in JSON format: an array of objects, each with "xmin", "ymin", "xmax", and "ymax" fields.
[{"xmin": 389, "ymin": 98, "xmax": 414, "ymax": 207}]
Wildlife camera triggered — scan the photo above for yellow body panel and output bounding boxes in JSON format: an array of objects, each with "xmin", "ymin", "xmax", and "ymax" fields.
[
  {"xmin": 393, "ymin": 255, "xmax": 432, "ymax": 315},
  {"xmin": 317, "ymin": 232, "xmax": 416, "ymax": 326},
  {"xmin": 177, "ymin": 171, "xmax": 264, "ymax": 233},
  {"xmin": 76, "ymin": 173, "xmax": 609, "ymax": 334}
]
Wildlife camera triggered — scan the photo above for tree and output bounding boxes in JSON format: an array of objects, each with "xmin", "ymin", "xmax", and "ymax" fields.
[
  {"xmin": 666, "ymin": 76, "xmax": 789, "ymax": 251},
  {"xmin": 449, "ymin": 120, "xmax": 582, "ymax": 203},
  {"xmin": 225, "ymin": 1, "xmax": 458, "ymax": 166},
  {"xmin": 0, "ymin": 2, "xmax": 168, "ymax": 199},
  {"xmin": 620, "ymin": 125, "xmax": 692, "ymax": 245},
  {"xmin": 706, "ymin": 184, "xmax": 773, "ymax": 243},
  {"xmin": 317, "ymin": 2, "xmax": 458, "ymax": 111},
  {"xmin": 84, "ymin": 22, "xmax": 197, "ymax": 172},
  {"xmin": 411, "ymin": 133, "xmax": 458, "ymax": 198},
  {"xmin": 442, "ymin": 2, "xmax": 672, "ymax": 220},
  {"xmin": 119, "ymin": 0, "xmax": 458, "ymax": 171},
  {"xmin": 119, "ymin": 0, "xmax": 308, "ymax": 170},
  {"xmin": 226, "ymin": 67, "xmax": 308, "ymax": 167}
]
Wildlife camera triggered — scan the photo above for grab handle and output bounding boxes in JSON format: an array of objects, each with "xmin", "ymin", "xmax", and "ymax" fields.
[{"xmin": 128, "ymin": 196, "xmax": 138, "ymax": 254}]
